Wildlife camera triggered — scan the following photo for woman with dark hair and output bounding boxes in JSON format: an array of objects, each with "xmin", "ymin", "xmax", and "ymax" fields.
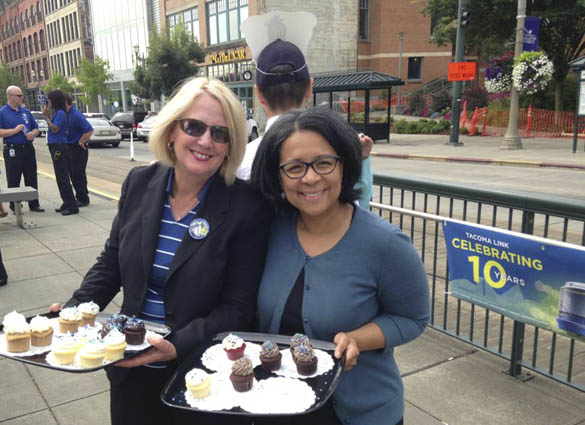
[
  {"xmin": 250, "ymin": 107, "xmax": 430, "ymax": 425},
  {"xmin": 43, "ymin": 89, "xmax": 78, "ymax": 215}
]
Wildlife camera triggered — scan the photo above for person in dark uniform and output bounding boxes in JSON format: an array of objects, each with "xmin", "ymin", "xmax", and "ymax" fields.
[
  {"xmin": 0, "ymin": 248, "xmax": 7, "ymax": 287},
  {"xmin": 0, "ymin": 85, "xmax": 45, "ymax": 212},
  {"xmin": 43, "ymin": 89, "xmax": 78, "ymax": 215},
  {"xmin": 65, "ymin": 95, "xmax": 93, "ymax": 207}
]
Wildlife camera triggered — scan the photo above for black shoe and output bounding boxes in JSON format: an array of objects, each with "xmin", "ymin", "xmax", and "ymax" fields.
[
  {"xmin": 30, "ymin": 207, "xmax": 45, "ymax": 212},
  {"xmin": 55, "ymin": 205, "xmax": 64, "ymax": 213},
  {"xmin": 76, "ymin": 200, "xmax": 90, "ymax": 207},
  {"xmin": 0, "ymin": 277, "xmax": 7, "ymax": 287},
  {"xmin": 60, "ymin": 208, "xmax": 79, "ymax": 216}
]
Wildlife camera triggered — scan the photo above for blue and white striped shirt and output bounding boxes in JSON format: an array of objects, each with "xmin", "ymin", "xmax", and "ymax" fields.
[{"xmin": 139, "ymin": 169, "xmax": 213, "ymax": 325}]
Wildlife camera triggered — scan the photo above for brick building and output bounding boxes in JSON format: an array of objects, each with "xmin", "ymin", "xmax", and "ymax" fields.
[
  {"xmin": 357, "ymin": 0, "xmax": 452, "ymax": 97},
  {"xmin": 0, "ymin": 0, "xmax": 49, "ymax": 109},
  {"xmin": 44, "ymin": 0, "xmax": 93, "ymax": 85}
]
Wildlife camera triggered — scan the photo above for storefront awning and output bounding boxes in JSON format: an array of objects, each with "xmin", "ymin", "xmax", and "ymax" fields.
[{"xmin": 312, "ymin": 70, "xmax": 404, "ymax": 93}]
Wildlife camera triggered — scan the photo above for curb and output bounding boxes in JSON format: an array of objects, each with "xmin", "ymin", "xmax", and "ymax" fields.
[{"xmin": 371, "ymin": 152, "xmax": 585, "ymax": 171}]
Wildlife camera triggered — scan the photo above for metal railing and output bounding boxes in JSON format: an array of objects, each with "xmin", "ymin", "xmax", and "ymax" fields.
[{"xmin": 372, "ymin": 172, "xmax": 585, "ymax": 390}]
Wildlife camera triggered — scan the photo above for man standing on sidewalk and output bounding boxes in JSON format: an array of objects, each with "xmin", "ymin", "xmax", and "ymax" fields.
[
  {"xmin": 65, "ymin": 95, "xmax": 93, "ymax": 207},
  {"xmin": 0, "ymin": 85, "xmax": 45, "ymax": 213}
]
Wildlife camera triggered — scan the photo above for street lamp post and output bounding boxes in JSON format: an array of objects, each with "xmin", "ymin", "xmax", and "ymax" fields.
[
  {"xmin": 30, "ymin": 69, "xmax": 44, "ymax": 110},
  {"xmin": 501, "ymin": 0, "xmax": 526, "ymax": 150}
]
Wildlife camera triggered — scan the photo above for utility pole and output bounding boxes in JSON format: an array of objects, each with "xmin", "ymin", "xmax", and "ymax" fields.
[
  {"xmin": 501, "ymin": 0, "xmax": 526, "ymax": 150},
  {"xmin": 397, "ymin": 32, "xmax": 403, "ymax": 107},
  {"xmin": 448, "ymin": 0, "xmax": 468, "ymax": 146}
]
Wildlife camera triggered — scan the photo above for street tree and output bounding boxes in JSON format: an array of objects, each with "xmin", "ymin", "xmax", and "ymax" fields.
[
  {"xmin": 529, "ymin": 0, "xmax": 585, "ymax": 113},
  {"xmin": 0, "ymin": 65, "xmax": 24, "ymax": 104},
  {"xmin": 422, "ymin": 0, "xmax": 585, "ymax": 113},
  {"xmin": 44, "ymin": 72, "xmax": 76, "ymax": 95},
  {"xmin": 76, "ymin": 56, "xmax": 113, "ymax": 107},
  {"xmin": 134, "ymin": 23, "xmax": 205, "ymax": 101}
]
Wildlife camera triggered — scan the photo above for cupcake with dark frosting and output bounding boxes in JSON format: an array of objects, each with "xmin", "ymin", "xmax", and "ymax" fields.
[
  {"xmin": 230, "ymin": 358, "xmax": 254, "ymax": 392},
  {"xmin": 124, "ymin": 317, "xmax": 146, "ymax": 345},
  {"xmin": 294, "ymin": 344, "xmax": 318, "ymax": 376},
  {"xmin": 259, "ymin": 340, "xmax": 282, "ymax": 372},
  {"xmin": 99, "ymin": 313, "xmax": 128, "ymax": 339}
]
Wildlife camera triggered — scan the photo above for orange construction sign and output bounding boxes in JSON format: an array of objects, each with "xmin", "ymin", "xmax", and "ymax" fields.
[{"xmin": 448, "ymin": 62, "xmax": 477, "ymax": 81}]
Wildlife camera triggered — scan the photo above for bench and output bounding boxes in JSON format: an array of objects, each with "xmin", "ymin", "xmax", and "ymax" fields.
[{"xmin": 0, "ymin": 186, "xmax": 39, "ymax": 228}]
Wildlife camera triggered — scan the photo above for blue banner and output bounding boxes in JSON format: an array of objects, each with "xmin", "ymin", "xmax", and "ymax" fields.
[
  {"xmin": 442, "ymin": 220, "xmax": 585, "ymax": 339},
  {"xmin": 523, "ymin": 16, "xmax": 540, "ymax": 52}
]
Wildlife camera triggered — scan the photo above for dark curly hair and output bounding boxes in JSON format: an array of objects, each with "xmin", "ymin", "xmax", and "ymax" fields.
[
  {"xmin": 250, "ymin": 107, "xmax": 362, "ymax": 209},
  {"xmin": 47, "ymin": 89, "xmax": 67, "ymax": 112}
]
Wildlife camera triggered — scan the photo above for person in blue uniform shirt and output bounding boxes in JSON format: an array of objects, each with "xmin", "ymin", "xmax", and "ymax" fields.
[
  {"xmin": 43, "ymin": 89, "xmax": 78, "ymax": 215},
  {"xmin": 0, "ymin": 85, "xmax": 45, "ymax": 212},
  {"xmin": 65, "ymin": 95, "xmax": 93, "ymax": 207}
]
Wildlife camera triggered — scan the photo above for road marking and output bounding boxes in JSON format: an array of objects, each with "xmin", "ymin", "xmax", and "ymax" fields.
[{"xmin": 0, "ymin": 158, "xmax": 120, "ymax": 201}]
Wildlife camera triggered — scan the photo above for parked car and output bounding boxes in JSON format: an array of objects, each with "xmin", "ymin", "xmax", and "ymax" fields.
[
  {"xmin": 136, "ymin": 115, "xmax": 158, "ymax": 142},
  {"xmin": 31, "ymin": 111, "xmax": 48, "ymax": 137},
  {"xmin": 110, "ymin": 111, "xmax": 148, "ymax": 139},
  {"xmin": 86, "ymin": 118, "xmax": 121, "ymax": 147},
  {"xmin": 83, "ymin": 112, "xmax": 110, "ymax": 120},
  {"xmin": 247, "ymin": 114, "xmax": 258, "ymax": 142}
]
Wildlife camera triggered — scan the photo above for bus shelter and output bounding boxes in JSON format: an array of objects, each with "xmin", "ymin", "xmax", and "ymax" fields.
[{"xmin": 312, "ymin": 70, "xmax": 404, "ymax": 143}]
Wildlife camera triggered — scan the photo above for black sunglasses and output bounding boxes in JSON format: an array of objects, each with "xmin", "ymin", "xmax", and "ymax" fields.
[{"xmin": 176, "ymin": 118, "xmax": 230, "ymax": 144}]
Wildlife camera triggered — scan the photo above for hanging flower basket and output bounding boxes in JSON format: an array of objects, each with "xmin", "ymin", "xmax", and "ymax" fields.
[
  {"xmin": 484, "ymin": 51, "xmax": 514, "ymax": 94},
  {"xmin": 512, "ymin": 51, "xmax": 554, "ymax": 95}
]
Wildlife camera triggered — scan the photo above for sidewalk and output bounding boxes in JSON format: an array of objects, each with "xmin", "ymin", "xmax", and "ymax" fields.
[
  {"xmin": 372, "ymin": 134, "xmax": 585, "ymax": 171},
  {"xmin": 1, "ymin": 167, "xmax": 585, "ymax": 424}
]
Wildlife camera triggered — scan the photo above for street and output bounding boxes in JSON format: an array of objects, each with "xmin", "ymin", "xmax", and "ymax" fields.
[{"xmin": 29, "ymin": 136, "xmax": 585, "ymax": 201}]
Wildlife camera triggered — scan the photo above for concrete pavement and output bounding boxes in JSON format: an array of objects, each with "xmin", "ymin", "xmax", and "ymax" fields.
[{"xmin": 1, "ymin": 137, "xmax": 585, "ymax": 424}]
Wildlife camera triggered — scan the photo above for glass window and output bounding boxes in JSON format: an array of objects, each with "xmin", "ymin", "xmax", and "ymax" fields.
[
  {"xmin": 408, "ymin": 57, "xmax": 423, "ymax": 80},
  {"xmin": 207, "ymin": 0, "xmax": 246, "ymax": 46},
  {"xmin": 167, "ymin": 7, "xmax": 199, "ymax": 41},
  {"xmin": 359, "ymin": 0, "xmax": 369, "ymax": 41}
]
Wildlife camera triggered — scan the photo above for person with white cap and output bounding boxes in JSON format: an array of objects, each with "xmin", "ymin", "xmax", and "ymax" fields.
[{"xmin": 238, "ymin": 12, "xmax": 374, "ymax": 208}]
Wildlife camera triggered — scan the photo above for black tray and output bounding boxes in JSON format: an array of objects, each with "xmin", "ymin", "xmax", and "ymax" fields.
[
  {"xmin": 161, "ymin": 331, "xmax": 345, "ymax": 416},
  {"xmin": 0, "ymin": 311, "xmax": 171, "ymax": 373}
]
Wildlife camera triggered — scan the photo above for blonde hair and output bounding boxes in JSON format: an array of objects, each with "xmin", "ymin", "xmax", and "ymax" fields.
[{"xmin": 149, "ymin": 77, "xmax": 247, "ymax": 185}]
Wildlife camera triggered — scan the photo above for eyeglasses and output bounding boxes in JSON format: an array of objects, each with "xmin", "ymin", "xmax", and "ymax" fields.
[
  {"xmin": 9, "ymin": 93, "xmax": 24, "ymax": 98},
  {"xmin": 279, "ymin": 155, "xmax": 341, "ymax": 179},
  {"xmin": 176, "ymin": 118, "xmax": 230, "ymax": 144}
]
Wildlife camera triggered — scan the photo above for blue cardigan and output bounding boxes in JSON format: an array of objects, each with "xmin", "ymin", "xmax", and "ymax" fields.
[{"xmin": 257, "ymin": 206, "xmax": 430, "ymax": 425}]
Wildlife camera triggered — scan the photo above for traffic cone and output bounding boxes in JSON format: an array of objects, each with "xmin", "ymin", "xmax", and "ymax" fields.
[
  {"xmin": 469, "ymin": 107, "xmax": 479, "ymax": 136},
  {"xmin": 459, "ymin": 100, "xmax": 468, "ymax": 130}
]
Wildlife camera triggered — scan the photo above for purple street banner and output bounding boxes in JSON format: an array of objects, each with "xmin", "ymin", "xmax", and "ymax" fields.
[
  {"xmin": 523, "ymin": 16, "xmax": 540, "ymax": 52},
  {"xmin": 442, "ymin": 220, "xmax": 585, "ymax": 339}
]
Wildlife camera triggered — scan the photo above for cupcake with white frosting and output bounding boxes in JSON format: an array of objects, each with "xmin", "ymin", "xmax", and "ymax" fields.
[
  {"xmin": 78, "ymin": 301, "xmax": 99, "ymax": 327},
  {"xmin": 59, "ymin": 307, "xmax": 82, "ymax": 334},
  {"xmin": 3, "ymin": 311, "xmax": 30, "ymax": 353},
  {"xmin": 30, "ymin": 315, "xmax": 54, "ymax": 347}
]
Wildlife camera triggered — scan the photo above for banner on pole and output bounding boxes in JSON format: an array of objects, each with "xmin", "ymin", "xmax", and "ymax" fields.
[
  {"xmin": 442, "ymin": 220, "xmax": 585, "ymax": 339},
  {"xmin": 523, "ymin": 16, "xmax": 540, "ymax": 52}
]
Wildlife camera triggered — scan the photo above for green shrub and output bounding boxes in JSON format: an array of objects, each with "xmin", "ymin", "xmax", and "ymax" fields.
[
  {"xmin": 409, "ymin": 91, "xmax": 426, "ymax": 116},
  {"xmin": 431, "ymin": 87, "xmax": 452, "ymax": 114},
  {"xmin": 463, "ymin": 84, "xmax": 489, "ymax": 111},
  {"xmin": 393, "ymin": 118, "xmax": 451, "ymax": 134},
  {"xmin": 460, "ymin": 127, "xmax": 469, "ymax": 135}
]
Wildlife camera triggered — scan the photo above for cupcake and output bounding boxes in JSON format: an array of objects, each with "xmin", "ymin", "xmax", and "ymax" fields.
[
  {"xmin": 59, "ymin": 307, "xmax": 82, "ymax": 334},
  {"xmin": 124, "ymin": 317, "xmax": 146, "ymax": 345},
  {"xmin": 51, "ymin": 333, "xmax": 82, "ymax": 365},
  {"xmin": 185, "ymin": 368, "xmax": 211, "ymax": 399},
  {"xmin": 78, "ymin": 301, "xmax": 99, "ymax": 327},
  {"xmin": 103, "ymin": 328, "xmax": 127, "ymax": 361},
  {"xmin": 290, "ymin": 333, "xmax": 311, "ymax": 361},
  {"xmin": 229, "ymin": 358, "xmax": 254, "ymax": 392},
  {"xmin": 79, "ymin": 339, "xmax": 106, "ymax": 368},
  {"xmin": 77, "ymin": 324, "xmax": 100, "ymax": 343},
  {"xmin": 100, "ymin": 313, "xmax": 128, "ymax": 339},
  {"xmin": 259, "ymin": 341, "xmax": 282, "ymax": 372},
  {"xmin": 3, "ymin": 311, "xmax": 30, "ymax": 353},
  {"xmin": 29, "ymin": 315, "xmax": 54, "ymax": 347},
  {"xmin": 294, "ymin": 344, "xmax": 318, "ymax": 376},
  {"xmin": 222, "ymin": 333, "xmax": 246, "ymax": 361}
]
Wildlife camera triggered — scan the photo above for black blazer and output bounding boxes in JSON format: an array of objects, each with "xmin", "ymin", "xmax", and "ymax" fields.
[{"xmin": 66, "ymin": 163, "xmax": 271, "ymax": 363}]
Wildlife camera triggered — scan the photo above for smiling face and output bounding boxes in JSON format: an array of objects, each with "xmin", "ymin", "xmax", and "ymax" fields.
[
  {"xmin": 279, "ymin": 130, "xmax": 343, "ymax": 220},
  {"xmin": 170, "ymin": 93, "xmax": 230, "ymax": 183}
]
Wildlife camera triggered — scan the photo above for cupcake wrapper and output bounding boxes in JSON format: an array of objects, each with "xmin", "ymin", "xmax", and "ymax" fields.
[{"xmin": 6, "ymin": 334, "xmax": 31, "ymax": 353}]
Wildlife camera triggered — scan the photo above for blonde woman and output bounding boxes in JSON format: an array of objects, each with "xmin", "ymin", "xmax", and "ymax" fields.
[{"xmin": 52, "ymin": 77, "xmax": 271, "ymax": 424}]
